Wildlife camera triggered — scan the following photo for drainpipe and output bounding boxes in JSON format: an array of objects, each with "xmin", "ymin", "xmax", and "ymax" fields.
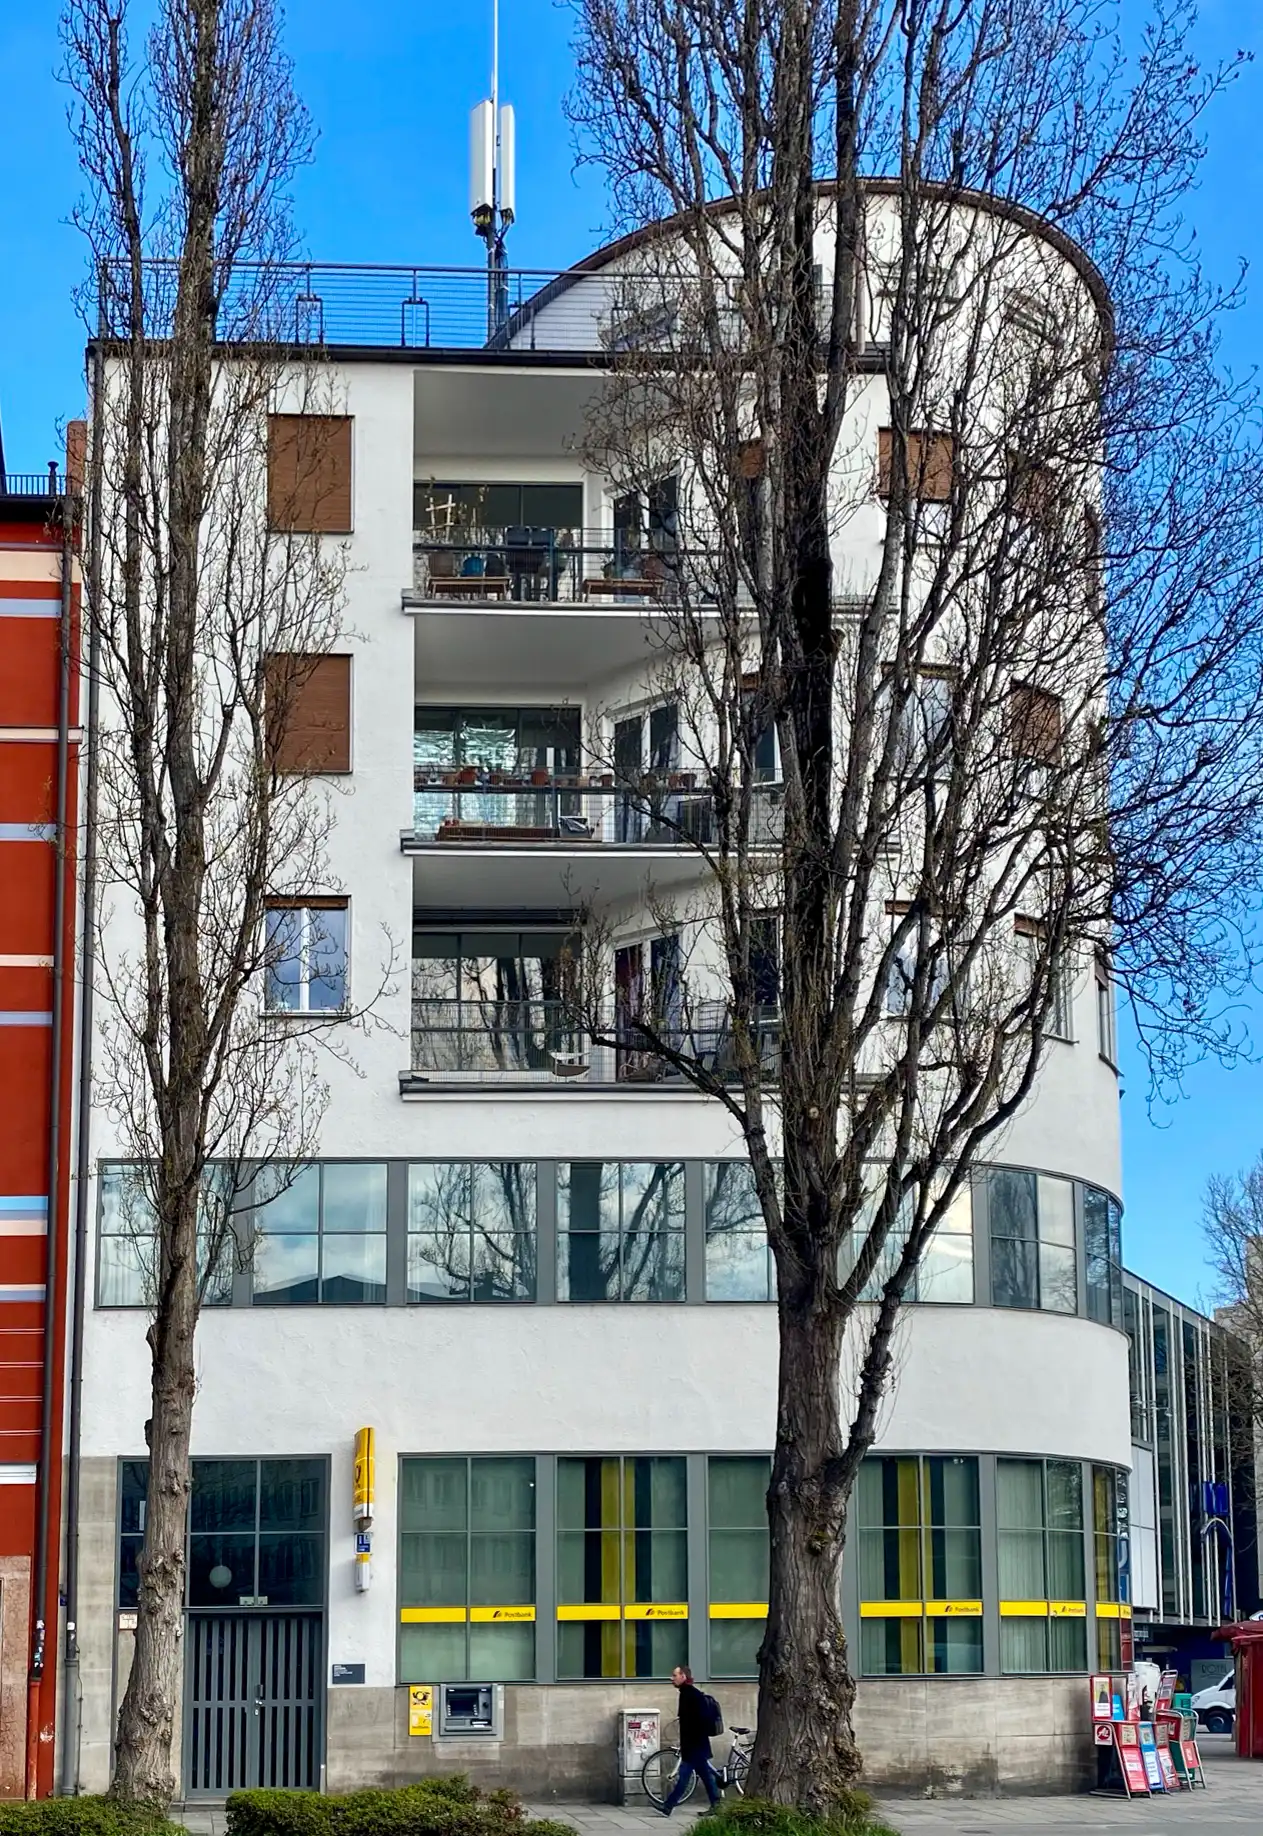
[
  {"xmin": 60, "ymin": 355, "xmax": 104, "ymax": 1798},
  {"xmin": 27, "ymin": 464, "xmax": 76, "ymax": 1798}
]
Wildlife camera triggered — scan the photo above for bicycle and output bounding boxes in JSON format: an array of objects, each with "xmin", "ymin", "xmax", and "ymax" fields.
[{"xmin": 641, "ymin": 1726, "xmax": 755, "ymax": 1808}]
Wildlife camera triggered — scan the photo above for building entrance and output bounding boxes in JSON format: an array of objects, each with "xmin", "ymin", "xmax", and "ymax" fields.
[{"xmin": 184, "ymin": 1612, "xmax": 322, "ymax": 1794}]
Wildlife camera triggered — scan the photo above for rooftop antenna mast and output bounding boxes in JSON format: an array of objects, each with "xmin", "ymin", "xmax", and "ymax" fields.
[{"xmin": 470, "ymin": 0, "xmax": 516, "ymax": 340}]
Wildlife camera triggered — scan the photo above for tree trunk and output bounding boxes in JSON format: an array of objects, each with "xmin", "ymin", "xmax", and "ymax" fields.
[
  {"xmin": 750, "ymin": 1303, "xmax": 860, "ymax": 1809},
  {"xmin": 111, "ymin": 1220, "xmax": 198, "ymax": 1804}
]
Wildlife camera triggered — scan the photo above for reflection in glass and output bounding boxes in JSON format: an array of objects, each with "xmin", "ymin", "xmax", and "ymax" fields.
[
  {"xmin": 407, "ymin": 1163, "xmax": 537, "ymax": 1302},
  {"xmin": 559, "ymin": 1163, "xmax": 685, "ymax": 1302}
]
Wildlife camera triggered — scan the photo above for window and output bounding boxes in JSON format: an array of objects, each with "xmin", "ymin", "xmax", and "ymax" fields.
[
  {"xmin": 1124, "ymin": 1287, "xmax": 1153, "ymax": 1443},
  {"xmin": 1008, "ymin": 682, "xmax": 1062, "ymax": 767},
  {"xmin": 877, "ymin": 429, "xmax": 954, "ymax": 502},
  {"xmin": 858, "ymin": 1456, "xmax": 983, "ymax": 1676},
  {"xmin": 846, "ymin": 1179, "xmax": 974, "ymax": 1305},
  {"xmin": 411, "ymin": 928, "xmax": 574, "ymax": 1073},
  {"xmin": 988, "ymin": 1169, "xmax": 1076, "ymax": 1313},
  {"xmin": 882, "ymin": 902, "xmax": 948, "ymax": 1018},
  {"xmin": 558, "ymin": 1162, "xmax": 686, "ymax": 1301},
  {"xmin": 897, "ymin": 669, "xmax": 954, "ymax": 785},
  {"xmin": 1093, "ymin": 1466, "xmax": 1128, "ymax": 1670},
  {"xmin": 407, "ymin": 1162, "xmax": 536, "ymax": 1302},
  {"xmin": 264, "ymin": 900, "xmax": 348, "ymax": 1014},
  {"xmin": 96, "ymin": 1163, "xmax": 235, "ymax": 1308},
  {"xmin": 267, "ymin": 414, "xmax": 352, "ymax": 533},
  {"xmin": 557, "ymin": 1456, "xmax": 687, "ymax": 1679},
  {"xmin": 412, "ymin": 706, "xmax": 581, "ymax": 837},
  {"xmin": 399, "ymin": 1457, "xmax": 536, "ymax": 1682},
  {"xmin": 708, "ymin": 1457, "xmax": 769, "ymax": 1677},
  {"xmin": 412, "ymin": 482, "xmax": 583, "ymax": 540},
  {"xmin": 704, "ymin": 1161, "xmax": 775, "ymax": 1300},
  {"xmin": 997, "ymin": 1459, "xmax": 1087, "ymax": 1672},
  {"xmin": 1095, "ymin": 946, "xmax": 1117, "ymax": 1065},
  {"xmin": 251, "ymin": 1162, "xmax": 387, "ymax": 1305},
  {"xmin": 1084, "ymin": 1187, "xmax": 1123, "ymax": 1329},
  {"xmin": 119, "ymin": 1457, "xmax": 326, "ymax": 1609},
  {"xmin": 266, "ymin": 653, "xmax": 352, "ymax": 774},
  {"xmin": 1014, "ymin": 916, "xmax": 1071, "ymax": 1041}
]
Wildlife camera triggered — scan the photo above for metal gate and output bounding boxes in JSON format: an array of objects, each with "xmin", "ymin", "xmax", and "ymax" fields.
[{"xmin": 185, "ymin": 1614, "xmax": 322, "ymax": 1795}]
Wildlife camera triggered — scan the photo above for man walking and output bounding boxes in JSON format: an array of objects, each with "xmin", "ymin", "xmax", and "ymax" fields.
[{"xmin": 660, "ymin": 1665, "xmax": 721, "ymax": 1816}]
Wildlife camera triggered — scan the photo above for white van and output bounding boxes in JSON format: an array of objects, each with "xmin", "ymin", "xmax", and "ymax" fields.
[{"xmin": 1190, "ymin": 1670, "xmax": 1236, "ymax": 1733}]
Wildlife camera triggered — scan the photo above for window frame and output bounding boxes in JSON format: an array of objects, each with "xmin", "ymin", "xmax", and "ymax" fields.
[
  {"xmin": 996, "ymin": 1456, "xmax": 1089, "ymax": 1676},
  {"xmin": 397, "ymin": 1454, "xmax": 539, "ymax": 1684},
  {"xmin": 250, "ymin": 1160, "xmax": 389, "ymax": 1307},
  {"xmin": 263, "ymin": 897, "xmax": 350, "ymax": 1016},
  {"xmin": 857, "ymin": 1453, "xmax": 984, "ymax": 1678},
  {"xmin": 406, "ymin": 1161, "xmax": 538, "ymax": 1304},
  {"xmin": 1095, "ymin": 945, "xmax": 1117, "ymax": 1066}
]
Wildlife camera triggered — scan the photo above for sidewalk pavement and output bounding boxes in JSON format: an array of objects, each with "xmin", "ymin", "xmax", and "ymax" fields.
[{"xmin": 174, "ymin": 1738, "xmax": 1259, "ymax": 1836}]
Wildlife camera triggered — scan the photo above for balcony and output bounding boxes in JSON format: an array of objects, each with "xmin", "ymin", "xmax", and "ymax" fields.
[
  {"xmin": 403, "ymin": 774, "xmax": 782, "ymax": 906},
  {"xmin": 402, "ymin": 997, "xmax": 780, "ymax": 1092},
  {"xmin": 406, "ymin": 532, "xmax": 740, "ymax": 609}
]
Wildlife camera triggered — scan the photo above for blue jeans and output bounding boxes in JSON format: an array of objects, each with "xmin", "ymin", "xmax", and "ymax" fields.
[{"xmin": 664, "ymin": 1748, "xmax": 720, "ymax": 1811}]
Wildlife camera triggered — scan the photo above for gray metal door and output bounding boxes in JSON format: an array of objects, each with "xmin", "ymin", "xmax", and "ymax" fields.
[{"xmin": 186, "ymin": 1613, "xmax": 322, "ymax": 1795}]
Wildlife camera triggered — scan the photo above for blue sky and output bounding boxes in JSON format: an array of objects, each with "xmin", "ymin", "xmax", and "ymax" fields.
[{"xmin": 2, "ymin": 2, "xmax": 1261, "ymax": 1310}]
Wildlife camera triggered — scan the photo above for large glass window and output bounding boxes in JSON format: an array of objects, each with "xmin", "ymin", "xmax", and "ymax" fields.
[
  {"xmin": 252, "ymin": 1162, "xmax": 387, "ymax": 1305},
  {"xmin": 411, "ymin": 929, "xmax": 575, "ymax": 1074},
  {"xmin": 708, "ymin": 1457, "xmax": 769, "ymax": 1677},
  {"xmin": 988, "ymin": 1170, "xmax": 1076, "ymax": 1313},
  {"xmin": 557, "ymin": 1456, "xmax": 688, "ymax": 1679},
  {"xmin": 704, "ymin": 1161, "xmax": 775, "ymax": 1300},
  {"xmin": 848, "ymin": 1180, "xmax": 974, "ymax": 1305},
  {"xmin": 97, "ymin": 1164, "xmax": 236, "ymax": 1309},
  {"xmin": 413, "ymin": 482, "xmax": 584, "ymax": 541},
  {"xmin": 558, "ymin": 1163, "xmax": 686, "ymax": 1301},
  {"xmin": 1093, "ymin": 1466, "xmax": 1128, "ymax": 1670},
  {"xmin": 1124, "ymin": 1287, "xmax": 1153, "ymax": 1442},
  {"xmin": 407, "ymin": 1163, "xmax": 536, "ymax": 1302},
  {"xmin": 857, "ymin": 1456, "xmax": 983, "ymax": 1676},
  {"xmin": 1084, "ymin": 1187, "xmax": 1124, "ymax": 1328},
  {"xmin": 399, "ymin": 1457, "xmax": 536, "ymax": 1682},
  {"xmin": 118, "ymin": 1458, "xmax": 325, "ymax": 1609},
  {"xmin": 413, "ymin": 707, "xmax": 581, "ymax": 836},
  {"xmin": 997, "ymin": 1459, "xmax": 1087, "ymax": 1673}
]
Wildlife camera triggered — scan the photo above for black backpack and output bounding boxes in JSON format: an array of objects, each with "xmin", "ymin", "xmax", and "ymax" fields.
[{"xmin": 700, "ymin": 1691, "xmax": 724, "ymax": 1736}]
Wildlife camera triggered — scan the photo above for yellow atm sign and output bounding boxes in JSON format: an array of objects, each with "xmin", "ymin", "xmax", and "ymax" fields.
[{"xmin": 353, "ymin": 1427, "xmax": 375, "ymax": 1525}]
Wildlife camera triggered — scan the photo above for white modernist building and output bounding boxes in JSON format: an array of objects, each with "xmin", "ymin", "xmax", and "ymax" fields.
[{"xmin": 70, "ymin": 189, "xmax": 1153, "ymax": 1801}]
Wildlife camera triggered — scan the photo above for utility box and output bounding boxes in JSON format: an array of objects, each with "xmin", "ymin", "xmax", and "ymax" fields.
[
  {"xmin": 618, "ymin": 1707, "xmax": 661, "ymax": 1804},
  {"xmin": 435, "ymin": 1682, "xmax": 504, "ymax": 1739}
]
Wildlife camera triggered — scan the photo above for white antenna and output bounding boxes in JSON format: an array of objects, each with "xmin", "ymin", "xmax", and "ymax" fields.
[{"xmin": 470, "ymin": 0, "xmax": 516, "ymax": 335}]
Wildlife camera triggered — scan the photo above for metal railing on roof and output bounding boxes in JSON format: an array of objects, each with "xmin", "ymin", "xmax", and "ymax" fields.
[
  {"xmin": 94, "ymin": 259, "xmax": 749, "ymax": 356},
  {"xmin": 1, "ymin": 468, "xmax": 66, "ymax": 497}
]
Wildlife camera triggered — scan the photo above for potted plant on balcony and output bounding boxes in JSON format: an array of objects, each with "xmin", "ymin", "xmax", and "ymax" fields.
[{"xmin": 531, "ymin": 766, "xmax": 550, "ymax": 786}]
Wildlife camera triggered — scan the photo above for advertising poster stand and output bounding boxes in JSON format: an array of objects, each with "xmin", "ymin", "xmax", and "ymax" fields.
[{"xmin": 1090, "ymin": 1674, "xmax": 1150, "ymax": 1798}]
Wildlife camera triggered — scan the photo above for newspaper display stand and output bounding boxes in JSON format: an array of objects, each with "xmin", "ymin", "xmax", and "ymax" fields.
[
  {"xmin": 1090, "ymin": 1673, "xmax": 1150, "ymax": 1798},
  {"xmin": 1158, "ymin": 1697, "xmax": 1206, "ymax": 1790}
]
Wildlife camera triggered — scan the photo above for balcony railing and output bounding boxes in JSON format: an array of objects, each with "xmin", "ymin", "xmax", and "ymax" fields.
[
  {"xmin": 408, "ymin": 776, "xmax": 784, "ymax": 848},
  {"xmin": 407, "ymin": 997, "xmax": 780, "ymax": 1086},
  {"xmin": 96, "ymin": 259, "xmax": 756, "ymax": 356},
  {"xmin": 1, "ymin": 468, "xmax": 66, "ymax": 498},
  {"xmin": 408, "ymin": 532, "xmax": 738, "ymax": 608}
]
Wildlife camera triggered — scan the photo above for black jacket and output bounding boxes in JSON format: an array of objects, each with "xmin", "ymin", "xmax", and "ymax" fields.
[{"xmin": 676, "ymin": 1682, "xmax": 713, "ymax": 1757}]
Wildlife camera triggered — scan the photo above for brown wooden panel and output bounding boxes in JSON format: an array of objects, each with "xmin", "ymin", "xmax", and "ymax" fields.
[
  {"xmin": 266, "ymin": 653, "xmax": 352, "ymax": 774},
  {"xmin": 1009, "ymin": 681, "xmax": 1063, "ymax": 764},
  {"xmin": 266, "ymin": 415, "xmax": 353, "ymax": 533},
  {"xmin": 877, "ymin": 428, "xmax": 953, "ymax": 501}
]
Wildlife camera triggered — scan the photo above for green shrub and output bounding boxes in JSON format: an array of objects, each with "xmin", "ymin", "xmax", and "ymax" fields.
[
  {"xmin": 705, "ymin": 1796, "xmax": 894, "ymax": 1836},
  {"xmin": 225, "ymin": 1779, "xmax": 572, "ymax": 1836},
  {"xmin": 0, "ymin": 1803, "xmax": 181, "ymax": 1836}
]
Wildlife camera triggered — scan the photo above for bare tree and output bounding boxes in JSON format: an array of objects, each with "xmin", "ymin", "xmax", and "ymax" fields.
[
  {"xmin": 1203, "ymin": 1160, "xmax": 1263, "ymax": 1457},
  {"xmin": 62, "ymin": 0, "xmax": 386, "ymax": 1803},
  {"xmin": 566, "ymin": 0, "xmax": 1263, "ymax": 1809}
]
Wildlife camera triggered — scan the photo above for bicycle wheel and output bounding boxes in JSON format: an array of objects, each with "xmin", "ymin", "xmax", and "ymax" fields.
[
  {"xmin": 642, "ymin": 1747, "xmax": 694, "ymax": 1808},
  {"xmin": 727, "ymin": 1747, "xmax": 751, "ymax": 1797}
]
